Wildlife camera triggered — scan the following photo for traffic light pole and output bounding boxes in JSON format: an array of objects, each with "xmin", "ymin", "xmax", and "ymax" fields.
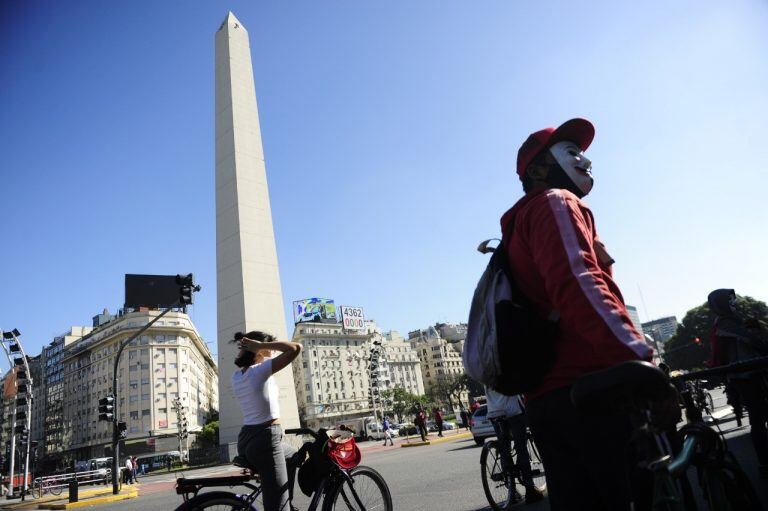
[
  {"xmin": 7, "ymin": 331, "xmax": 33, "ymax": 500},
  {"xmin": 110, "ymin": 302, "xmax": 179, "ymax": 495},
  {"xmin": 0, "ymin": 335, "xmax": 17, "ymax": 498}
]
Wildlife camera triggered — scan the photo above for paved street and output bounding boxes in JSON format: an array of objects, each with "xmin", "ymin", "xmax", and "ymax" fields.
[{"xmin": 58, "ymin": 389, "xmax": 767, "ymax": 511}]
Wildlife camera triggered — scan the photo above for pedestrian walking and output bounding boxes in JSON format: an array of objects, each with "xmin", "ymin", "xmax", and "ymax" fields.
[
  {"xmin": 382, "ymin": 416, "xmax": 394, "ymax": 446},
  {"xmin": 124, "ymin": 457, "xmax": 133, "ymax": 484},
  {"xmin": 433, "ymin": 408, "xmax": 444, "ymax": 437},
  {"xmin": 414, "ymin": 406, "xmax": 428, "ymax": 442},
  {"xmin": 494, "ymin": 118, "xmax": 654, "ymax": 510},
  {"xmin": 131, "ymin": 455, "xmax": 138, "ymax": 481},
  {"xmin": 708, "ymin": 288, "xmax": 768, "ymax": 477},
  {"xmin": 460, "ymin": 408, "xmax": 470, "ymax": 430},
  {"xmin": 166, "ymin": 455, "xmax": 172, "ymax": 473}
]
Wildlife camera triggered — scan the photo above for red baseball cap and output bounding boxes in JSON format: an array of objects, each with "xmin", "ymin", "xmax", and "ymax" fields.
[{"xmin": 516, "ymin": 118, "xmax": 595, "ymax": 179}]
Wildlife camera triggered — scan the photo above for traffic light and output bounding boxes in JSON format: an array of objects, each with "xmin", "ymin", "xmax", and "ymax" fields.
[
  {"xmin": 694, "ymin": 337, "xmax": 702, "ymax": 346},
  {"xmin": 98, "ymin": 396, "xmax": 115, "ymax": 421},
  {"xmin": 176, "ymin": 274, "xmax": 200, "ymax": 306},
  {"xmin": 117, "ymin": 422, "xmax": 127, "ymax": 439}
]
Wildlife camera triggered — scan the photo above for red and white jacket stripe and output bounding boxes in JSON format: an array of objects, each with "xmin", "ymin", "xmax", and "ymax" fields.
[{"xmin": 501, "ymin": 188, "xmax": 653, "ymax": 400}]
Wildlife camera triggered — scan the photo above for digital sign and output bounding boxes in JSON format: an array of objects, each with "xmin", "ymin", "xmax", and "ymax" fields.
[
  {"xmin": 340, "ymin": 306, "xmax": 366, "ymax": 331},
  {"xmin": 293, "ymin": 298, "xmax": 337, "ymax": 324}
]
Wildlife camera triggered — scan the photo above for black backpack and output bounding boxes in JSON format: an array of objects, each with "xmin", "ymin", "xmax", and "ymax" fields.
[{"xmin": 463, "ymin": 236, "xmax": 559, "ymax": 395}]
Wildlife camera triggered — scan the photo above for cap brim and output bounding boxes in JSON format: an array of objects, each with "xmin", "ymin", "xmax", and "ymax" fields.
[{"xmin": 548, "ymin": 118, "xmax": 595, "ymax": 152}]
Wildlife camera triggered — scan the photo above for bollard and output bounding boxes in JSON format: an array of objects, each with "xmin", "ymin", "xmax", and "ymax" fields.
[{"xmin": 69, "ymin": 478, "xmax": 78, "ymax": 503}]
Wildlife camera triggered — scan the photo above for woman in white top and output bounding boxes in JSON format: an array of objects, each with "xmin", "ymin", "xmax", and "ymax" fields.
[{"xmin": 231, "ymin": 331, "xmax": 301, "ymax": 511}]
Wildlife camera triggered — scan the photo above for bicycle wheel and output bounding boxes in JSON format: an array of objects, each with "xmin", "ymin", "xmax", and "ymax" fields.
[
  {"xmin": 480, "ymin": 440, "xmax": 518, "ymax": 511},
  {"xmin": 30, "ymin": 482, "xmax": 41, "ymax": 499},
  {"xmin": 705, "ymin": 393, "xmax": 715, "ymax": 413},
  {"xmin": 719, "ymin": 458, "xmax": 762, "ymax": 511},
  {"xmin": 524, "ymin": 438, "xmax": 546, "ymax": 490},
  {"xmin": 173, "ymin": 491, "xmax": 255, "ymax": 511},
  {"xmin": 323, "ymin": 466, "xmax": 393, "ymax": 511},
  {"xmin": 50, "ymin": 480, "xmax": 63, "ymax": 496}
]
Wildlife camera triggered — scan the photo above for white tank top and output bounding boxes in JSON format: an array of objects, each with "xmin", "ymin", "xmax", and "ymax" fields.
[{"xmin": 231, "ymin": 359, "xmax": 280, "ymax": 425}]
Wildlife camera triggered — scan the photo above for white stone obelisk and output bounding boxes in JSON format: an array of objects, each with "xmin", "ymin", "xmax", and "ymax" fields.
[{"xmin": 215, "ymin": 12, "xmax": 299, "ymax": 458}]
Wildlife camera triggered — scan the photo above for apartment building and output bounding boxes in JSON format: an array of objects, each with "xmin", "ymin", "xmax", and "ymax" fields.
[
  {"xmin": 57, "ymin": 309, "xmax": 217, "ymax": 464},
  {"xmin": 408, "ymin": 326, "xmax": 466, "ymax": 401},
  {"xmin": 380, "ymin": 330, "xmax": 424, "ymax": 396},
  {"xmin": 291, "ymin": 320, "xmax": 375, "ymax": 430}
]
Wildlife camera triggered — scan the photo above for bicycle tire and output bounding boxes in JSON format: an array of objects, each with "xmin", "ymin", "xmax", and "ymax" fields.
[
  {"xmin": 31, "ymin": 482, "xmax": 41, "ymax": 499},
  {"xmin": 322, "ymin": 466, "xmax": 393, "ymax": 511},
  {"xmin": 523, "ymin": 438, "xmax": 546, "ymax": 490},
  {"xmin": 173, "ymin": 491, "xmax": 255, "ymax": 511},
  {"xmin": 50, "ymin": 481, "xmax": 63, "ymax": 496},
  {"xmin": 719, "ymin": 458, "xmax": 762, "ymax": 511},
  {"xmin": 480, "ymin": 440, "xmax": 518, "ymax": 511}
]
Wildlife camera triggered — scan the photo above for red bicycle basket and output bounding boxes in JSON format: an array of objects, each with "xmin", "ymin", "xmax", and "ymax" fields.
[{"xmin": 325, "ymin": 436, "xmax": 361, "ymax": 470}]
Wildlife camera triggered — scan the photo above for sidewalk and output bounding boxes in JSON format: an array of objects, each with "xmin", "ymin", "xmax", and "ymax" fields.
[
  {"xmin": 0, "ymin": 484, "xmax": 139, "ymax": 510},
  {"xmin": 357, "ymin": 428, "xmax": 473, "ymax": 452}
]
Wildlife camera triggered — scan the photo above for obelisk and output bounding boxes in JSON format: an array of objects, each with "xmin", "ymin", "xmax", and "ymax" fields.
[{"xmin": 215, "ymin": 11, "xmax": 299, "ymax": 459}]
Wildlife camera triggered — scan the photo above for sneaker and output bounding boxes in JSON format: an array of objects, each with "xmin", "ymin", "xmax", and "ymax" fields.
[{"xmin": 524, "ymin": 486, "xmax": 545, "ymax": 504}]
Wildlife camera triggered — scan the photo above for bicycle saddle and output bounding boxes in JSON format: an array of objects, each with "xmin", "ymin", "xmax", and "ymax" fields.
[{"xmin": 571, "ymin": 360, "xmax": 670, "ymax": 414}]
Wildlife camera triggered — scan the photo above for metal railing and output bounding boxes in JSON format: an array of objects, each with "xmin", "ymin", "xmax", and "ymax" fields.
[{"xmin": 31, "ymin": 469, "xmax": 111, "ymax": 498}]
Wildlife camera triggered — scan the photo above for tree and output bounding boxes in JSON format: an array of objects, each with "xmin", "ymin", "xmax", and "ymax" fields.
[
  {"xmin": 385, "ymin": 387, "xmax": 425, "ymax": 423},
  {"xmin": 663, "ymin": 295, "xmax": 768, "ymax": 371},
  {"xmin": 198, "ymin": 420, "xmax": 219, "ymax": 447}
]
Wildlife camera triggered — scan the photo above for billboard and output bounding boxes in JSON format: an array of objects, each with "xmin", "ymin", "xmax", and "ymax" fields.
[
  {"xmin": 293, "ymin": 298, "xmax": 337, "ymax": 324},
  {"xmin": 125, "ymin": 274, "xmax": 180, "ymax": 309},
  {"xmin": 339, "ymin": 306, "xmax": 366, "ymax": 331}
]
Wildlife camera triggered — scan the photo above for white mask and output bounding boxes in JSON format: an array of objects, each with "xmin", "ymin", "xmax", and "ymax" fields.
[{"xmin": 549, "ymin": 141, "xmax": 593, "ymax": 196}]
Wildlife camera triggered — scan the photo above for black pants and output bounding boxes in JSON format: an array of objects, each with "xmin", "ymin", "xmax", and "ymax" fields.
[
  {"xmin": 492, "ymin": 414, "xmax": 535, "ymax": 488},
  {"xmin": 731, "ymin": 375, "xmax": 768, "ymax": 466},
  {"xmin": 417, "ymin": 423, "xmax": 428, "ymax": 441},
  {"xmin": 527, "ymin": 386, "xmax": 650, "ymax": 511}
]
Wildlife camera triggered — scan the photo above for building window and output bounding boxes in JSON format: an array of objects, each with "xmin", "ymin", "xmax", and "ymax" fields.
[
  {"xmin": 129, "ymin": 395, "xmax": 138, "ymax": 403},
  {"xmin": 141, "ymin": 393, "xmax": 150, "ymax": 401}
]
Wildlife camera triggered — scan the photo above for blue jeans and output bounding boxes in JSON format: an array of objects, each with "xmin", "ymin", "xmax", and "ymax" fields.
[{"xmin": 238, "ymin": 424, "xmax": 293, "ymax": 511}]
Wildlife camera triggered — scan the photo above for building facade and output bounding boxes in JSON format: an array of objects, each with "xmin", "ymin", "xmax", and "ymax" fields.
[
  {"xmin": 291, "ymin": 321, "xmax": 374, "ymax": 430},
  {"xmin": 380, "ymin": 331, "xmax": 424, "ymax": 397},
  {"xmin": 56, "ymin": 310, "xmax": 217, "ymax": 465},
  {"xmin": 42, "ymin": 326, "xmax": 93, "ymax": 465},
  {"xmin": 642, "ymin": 316, "xmax": 678, "ymax": 344},
  {"xmin": 408, "ymin": 327, "xmax": 467, "ymax": 406}
]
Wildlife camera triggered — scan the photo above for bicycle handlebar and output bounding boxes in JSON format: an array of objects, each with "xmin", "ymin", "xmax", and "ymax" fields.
[
  {"xmin": 671, "ymin": 355, "xmax": 768, "ymax": 382},
  {"xmin": 284, "ymin": 427, "xmax": 319, "ymax": 439}
]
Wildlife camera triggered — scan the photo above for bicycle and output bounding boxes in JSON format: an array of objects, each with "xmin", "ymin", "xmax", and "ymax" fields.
[
  {"xmin": 571, "ymin": 357, "xmax": 766, "ymax": 511},
  {"xmin": 30, "ymin": 475, "xmax": 65, "ymax": 499},
  {"xmin": 480, "ymin": 418, "xmax": 546, "ymax": 511},
  {"xmin": 691, "ymin": 380, "xmax": 715, "ymax": 416},
  {"xmin": 174, "ymin": 427, "xmax": 392, "ymax": 511}
]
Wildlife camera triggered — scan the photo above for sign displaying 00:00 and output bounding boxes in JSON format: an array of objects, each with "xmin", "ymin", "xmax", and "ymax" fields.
[{"xmin": 340, "ymin": 306, "xmax": 365, "ymax": 331}]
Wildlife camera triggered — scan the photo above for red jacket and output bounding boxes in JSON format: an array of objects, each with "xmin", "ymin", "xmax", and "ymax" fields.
[{"xmin": 501, "ymin": 188, "xmax": 653, "ymax": 399}]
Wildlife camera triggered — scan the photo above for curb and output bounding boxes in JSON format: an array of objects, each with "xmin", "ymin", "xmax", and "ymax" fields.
[
  {"xmin": 41, "ymin": 490, "xmax": 138, "ymax": 510},
  {"xmin": 400, "ymin": 431, "xmax": 472, "ymax": 448}
]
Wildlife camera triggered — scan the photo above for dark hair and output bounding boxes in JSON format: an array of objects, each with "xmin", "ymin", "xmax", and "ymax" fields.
[
  {"xmin": 229, "ymin": 330, "xmax": 276, "ymax": 345},
  {"xmin": 231, "ymin": 331, "xmax": 276, "ymax": 368}
]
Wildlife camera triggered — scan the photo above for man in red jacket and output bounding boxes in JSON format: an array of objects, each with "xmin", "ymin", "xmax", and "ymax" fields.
[{"xmin": 502, "ymin": 118, "xmax": 653, "ymax": 510}]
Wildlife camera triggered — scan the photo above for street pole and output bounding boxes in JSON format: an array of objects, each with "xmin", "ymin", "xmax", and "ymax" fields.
[
  {"xmin": 110, "ymin": 302, "xmax": 178, "ymax": 495},
  {"xmin": 8, "ymin": 331, "xmax": 32, "ymax": 500},
  {"xmin": 0, "ymin": 335, "xmax": 17, "ymax": 498}
]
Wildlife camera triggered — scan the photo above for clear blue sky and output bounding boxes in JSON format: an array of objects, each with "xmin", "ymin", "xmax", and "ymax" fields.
[{"xmin": 2, "ymin": 0, "xmax": 767, "ymax": 363}]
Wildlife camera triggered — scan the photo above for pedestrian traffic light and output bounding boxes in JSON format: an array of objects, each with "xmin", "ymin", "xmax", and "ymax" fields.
[
  {"xmin": 98, "ymin": 396, "xmax": 115, "ymax": 421},
  {"xmin": 117, "ymin": 421, "xmax": 128, "ymax": 439}
]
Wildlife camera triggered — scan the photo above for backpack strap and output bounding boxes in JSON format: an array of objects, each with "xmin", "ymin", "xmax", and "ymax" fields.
[{"xmin": 499, "ymin": 218, "xmax": 559, "ymax": 322}]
